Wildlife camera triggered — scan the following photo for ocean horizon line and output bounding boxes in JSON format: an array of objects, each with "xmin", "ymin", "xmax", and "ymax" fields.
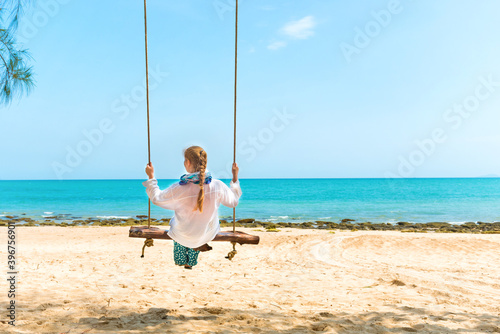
[{"xmin": 1, "ymin": 176, "xmax": 499, "ymax": 181}]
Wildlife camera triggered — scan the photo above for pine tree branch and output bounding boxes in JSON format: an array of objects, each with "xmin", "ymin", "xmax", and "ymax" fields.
[{"xmin": 0, "ymin": 0, "xmax": 35, "ymax": 105}]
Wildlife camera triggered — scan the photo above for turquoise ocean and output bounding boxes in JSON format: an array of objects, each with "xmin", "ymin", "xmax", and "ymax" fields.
[{"xmin": 1, "ymin": 178, "xmax": 499, "ymax": 223}]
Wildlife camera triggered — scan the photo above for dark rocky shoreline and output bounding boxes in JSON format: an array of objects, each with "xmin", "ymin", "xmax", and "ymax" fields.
[{"xmin": 1, "ymin": 215, "xmax": 499, "ymax": 234}]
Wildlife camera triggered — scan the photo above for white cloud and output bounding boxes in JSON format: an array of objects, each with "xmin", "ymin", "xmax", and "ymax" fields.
[
  {"xmin": 267, "ymin": 41, "xmax": 287, "ymax": 51},
  {"xmin": 281, "ymin": 15, "xmax": 316, "ymax": 40}
]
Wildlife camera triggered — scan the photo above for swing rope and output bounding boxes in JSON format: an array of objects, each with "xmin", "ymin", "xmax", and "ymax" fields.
[
  {"xmin": 140, "ymin": 0, "xmax": 239, "ymax": 257},
  {"xmin": 143, "ymin": 0, "xmax": 152, "ymax": 230},
  {"xmin": 232, "ymin": 0, "xmax": 239, "ymax": 234},
  {"xmin": 142, "ymin": 0, "xmax": 154, "ymax": 255}
]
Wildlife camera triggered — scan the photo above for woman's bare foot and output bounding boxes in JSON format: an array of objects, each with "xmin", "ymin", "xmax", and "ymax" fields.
[{"xmin": 184, "ymin": 265, "xmax": 192, "ymax": 270}]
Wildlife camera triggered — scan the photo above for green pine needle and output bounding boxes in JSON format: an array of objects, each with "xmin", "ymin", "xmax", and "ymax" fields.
[{"xmin": 1, "ymin": 0, "xmax": 35, "ymax": 105}]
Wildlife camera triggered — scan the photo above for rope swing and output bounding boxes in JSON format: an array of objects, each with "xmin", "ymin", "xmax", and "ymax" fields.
[
  {"xmin": 232, "ymin": 0, "xmax": 239, "ymax": 234},
  {"xmin": 131, "ymin": 0, "xmax": 259, "ymax": 259},
  {"xmin": 142, "ymin": 0, "xmax": 154, "ymax": 255},
  {"xmin": 143, "ymin": 0, "xmax": 152, "ymax": 230}
]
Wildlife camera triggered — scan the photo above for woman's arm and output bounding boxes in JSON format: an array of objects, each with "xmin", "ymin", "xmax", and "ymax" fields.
[
  {"xmin": 143, "ymin": 179, "xmax": 179, "ymax": 210},
  {"xmin": 219, "ymin": 163, "xmax": 242, "ymax": 208},
  {"xmin": 143, "ymin": 163, "xmax": 178, "ymax": 210}
]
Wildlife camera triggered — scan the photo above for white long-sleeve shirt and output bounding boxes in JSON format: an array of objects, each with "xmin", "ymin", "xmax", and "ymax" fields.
[{"xmin": 142, "ymin": 178, "xmax": 242, "ymax": 248}]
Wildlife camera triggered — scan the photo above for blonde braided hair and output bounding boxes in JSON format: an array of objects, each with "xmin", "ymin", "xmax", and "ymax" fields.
[{"xmin": 184, "ymin": 146, "xmax": 208, "ymax": 212}]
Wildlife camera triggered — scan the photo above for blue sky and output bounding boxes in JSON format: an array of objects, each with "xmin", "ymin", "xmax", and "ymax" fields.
[{"xmin": 1, "ymin": 0, "xmax": 500, "ymax": 180}]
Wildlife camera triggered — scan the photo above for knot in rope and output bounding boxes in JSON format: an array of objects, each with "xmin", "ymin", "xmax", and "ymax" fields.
[
  {"xmin": 141, "ymin": 238, "xmax": 154, "ymax": 258},
  {"xmin": 225, "ymin": 241, "xmax": 237, "ymax": 261}
]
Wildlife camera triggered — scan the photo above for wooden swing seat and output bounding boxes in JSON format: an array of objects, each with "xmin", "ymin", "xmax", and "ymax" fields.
[{"xmin": 129, "ymin": 226, "xmax": 260, "ymax": 245}]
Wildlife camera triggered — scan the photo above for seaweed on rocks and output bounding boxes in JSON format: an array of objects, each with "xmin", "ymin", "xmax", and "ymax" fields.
[
  {"xmin": 299, "ymin": 222, "xmax": 314, "ymax": 229},
  {"xmin": 357, "ymin": 222, "xmax": 374, "ymax": 230},
  {"xmin": 236, "ymin": 218, "xmax": 255, "ymax": 225},
  {"xmin": 462, "ymin": 222, "xmax": 477, "ymax": 229},
  {"xmin": 367, "ymin": 223, "xmax": 394, "ymax": 231},
  {"xmin": 123, "ymin": 219, "xmax": 138, "ymax": 226},
  {"xmin": 4, "ymin": 215, "xmax": 500, "ymax": 234},
  {"xmin": 315, "ymin": 221, "xmax": 326, "ymax": 228},
  {"xmin": 277, "ymin": 222, "xmax": 294, "ymax": 228},
  {"xmin": 264, "ymin": 223, "xmax": 278, "ymax": 230},
  {"xmin": 424, "ymin": 222, "xmax": 451, "ymax": 229},
  {"xmin": 338, "ymin": 222, "xmax": 354, "ymax": 230},
  {"xmin": 40, "ymin": 221, "xmax": 57, "ymax": 226},
  {"xmin": 325, "ymin": 222, "xmax": 339, "ymax": 230},
  {"xmin": 236, "ymin": 219, "xmax": 262, "ymax": 228},
  {"xmin": 219, "ymin": 220, "xmax": 250, "ymax": 228}
]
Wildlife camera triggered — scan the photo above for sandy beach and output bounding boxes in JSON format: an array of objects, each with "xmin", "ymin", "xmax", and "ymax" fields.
[{"xmin": 2, "ymin": 226, "xmax": 500, "ymax": 333}]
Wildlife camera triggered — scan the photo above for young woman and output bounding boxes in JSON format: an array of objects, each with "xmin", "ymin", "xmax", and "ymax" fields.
[{"xmin": 143, "ymin": 146, "xmax": 241, "ymax": 269}]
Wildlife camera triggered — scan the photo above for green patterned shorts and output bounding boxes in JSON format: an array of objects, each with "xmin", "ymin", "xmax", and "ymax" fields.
[{"xmin": 173, "ymin": 240, "xmax": 200, "ymax": 267}]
